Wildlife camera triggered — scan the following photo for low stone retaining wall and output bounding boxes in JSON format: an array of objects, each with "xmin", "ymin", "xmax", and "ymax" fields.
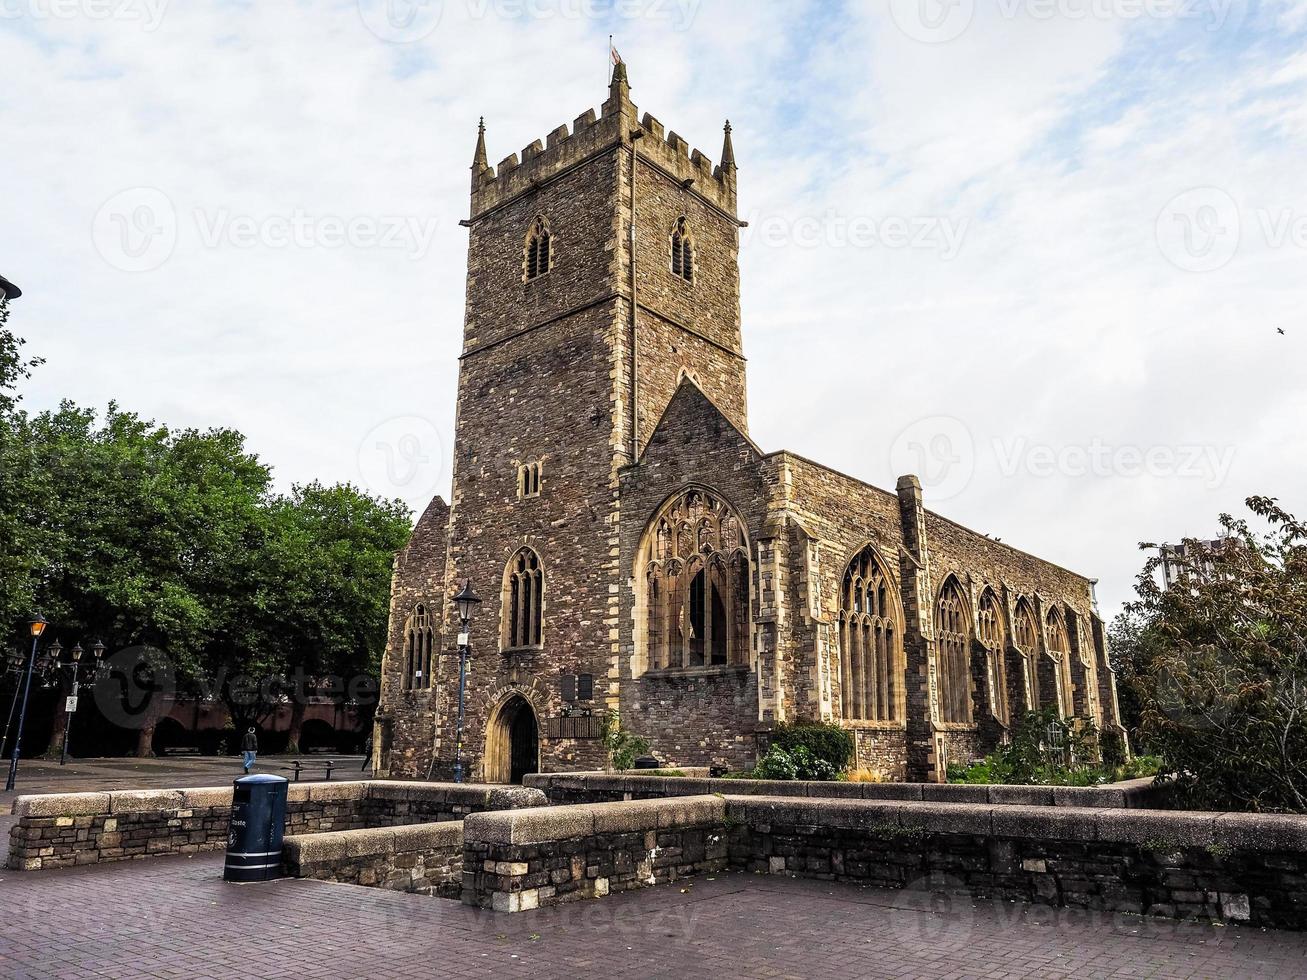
[
  {"xmin": 729, "ymin": 797, "xmax": 1307, "ymax": 929},
  {"xmin": 462, "ymin": 796, "xmax": 728, "ymax": 912},
  {"xmin": 524, "ymin": 772, "xmax": 1160, "ymax": 809},
  {"xmin": 8, "ymin": 781, "xmax": 545, "ymax": 871},
  {"xmin": 457, "ymin": 793, "xmax": 1307, "ymax": 928},
  {"xmin": 282, "ymin": 821, "xmax": 463, "ymax": 898}
]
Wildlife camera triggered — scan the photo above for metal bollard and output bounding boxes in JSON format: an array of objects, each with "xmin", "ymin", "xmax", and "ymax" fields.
[
  {"xmin": 324, "ymin": 759, "xmax": 334, "ymax": 781},
  {"xmin": 291, "ymin": 760, "xmax": 302, "ymax": 782}
]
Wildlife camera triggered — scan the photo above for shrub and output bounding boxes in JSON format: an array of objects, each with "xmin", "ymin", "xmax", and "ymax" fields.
[
  {"xmin": 600, "ymin": 710, "xmax": 650, "ymax": 772},
  {"xmin": 771, "ymin": 722, "xmax": 854, "ymax": 776},
  {"xmin": 1120, "ymin": 498, "xmax": 1307, "ymax": 813},
  {"xmin": 751, "ymin": 744, "xmax": 800, "ymax": 781}
]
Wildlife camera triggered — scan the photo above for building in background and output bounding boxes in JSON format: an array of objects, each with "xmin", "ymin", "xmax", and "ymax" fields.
[{"xmin": 374, "ymin": 65, "xmax": 1126, "ymax": 784}]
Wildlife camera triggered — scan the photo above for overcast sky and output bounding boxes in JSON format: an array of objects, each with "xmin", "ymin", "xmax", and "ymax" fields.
[{"xmin": 3, "ymin": 0, "xmax": 1305, "ymax": 620}]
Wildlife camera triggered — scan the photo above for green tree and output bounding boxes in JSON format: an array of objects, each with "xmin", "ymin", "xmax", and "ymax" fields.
[
  {"xmin": 0, "ymin": 302, "xmax": 46, "ymax": 632},
  {"xmin": 238, "ymin": 482, "xmax": 410, "ymax": 751},
  {"xmin": 1120, "ymin": 497, "xmax": 1307, "ymax": 812}
]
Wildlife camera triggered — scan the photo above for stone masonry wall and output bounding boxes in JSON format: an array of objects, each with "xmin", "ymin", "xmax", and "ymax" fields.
[
  {"xmin": 282, "ymin": 821, "xmax": 463, "ymax": 898},
  {"xmin": 376, "ymin": 498, "xmax": 449, "ymax": 778},
  {"xmin": 523, "ymin": 772, "xmax": 1163, "ymax": 809},
  {"xmin": 727, "ymin": 797, "xmax": 1307, "ymax": 930},
  {"xmin": 433, "ymin": 302, "xmax": 621, "ymax": 780},
  {"xmin": 462, "ymin": 796, "xmax": 728, "ymax": 911},
  {"xmin": 7, "ymin": 781, "xmax": 545, "ymax": 871},
  {"xmin": 618, "ymin": 382, "xmax": 769, "ymax": 771}
]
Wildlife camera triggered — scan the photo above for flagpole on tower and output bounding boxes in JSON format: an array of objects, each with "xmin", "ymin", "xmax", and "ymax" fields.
[{"xmin": 608, "ymin": 34, "xmax": 614, "ymax": 85}]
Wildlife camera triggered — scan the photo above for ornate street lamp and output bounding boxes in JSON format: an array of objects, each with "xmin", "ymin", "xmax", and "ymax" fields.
[
  {"xmin": 5, "ymin": 616, "xmax": 49, "ymax": 791},
  {"xmin": 0, "ymin": 274, "xmax": 21, "ymax": 303},
  {"xmin": 451, "ymin": 580, "xmax": 481, "ymax": 784}
]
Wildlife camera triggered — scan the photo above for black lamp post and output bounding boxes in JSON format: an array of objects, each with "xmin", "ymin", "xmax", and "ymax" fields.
[
  {"xmin": 451, "ymin": 580, "xmax": 481, "ymax": 784},
  {"xmin": 6, "ymin": 616, "xmax": 49, "ymax": 792},
  {"xmin": 0, "ymin": 648, "xmax": 29, "ymax": 760},
  {"xmin": 58, "ymin": 641, "xmax": 89, "ymax": 766}
]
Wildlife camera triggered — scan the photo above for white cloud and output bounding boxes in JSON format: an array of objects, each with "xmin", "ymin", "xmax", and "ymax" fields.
[{"xmin": 2, "ymin": 0, "xmax": 1305, "ymax": 621}]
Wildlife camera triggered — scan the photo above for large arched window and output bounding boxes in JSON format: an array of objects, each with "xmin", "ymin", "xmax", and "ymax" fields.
[
  {"xmin": 641, "ymin": 488, "xmax": 749, "ymax": 670},
  {"xmin": 524, "ymin": 216, "xmax": 551, "ymax": 282},
  {"xmin": 1045, "ymin": 607, "xmax": 1073, "ymax": 718},
  {"xmin": 936, "ymin": 577, "xmax": 972, "ymax": 724},
  {"xmin": 839, "ymin": 546, "xmax": 904, "ymax": 722},
  {"xmin": 404, "ymin": 604, "xmax": 434, "ymax": 691},
  {"xmin": 1013, "ymin": 598, "xmax": 1039, "ymax": 710},
  {"xmin": 670, "ymin": 217, "xmax": 694, "ymax": 283},
  {"xmin": 502, "ymin": 547, "xmax": 544, "ymax": 649},
  {"xmin": 977, "ymin": 589, "xmax": 1009, "ymax": 725}
]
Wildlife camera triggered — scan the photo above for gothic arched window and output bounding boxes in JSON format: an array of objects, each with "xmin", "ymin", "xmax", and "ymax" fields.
[
  {"xmin": 977, "ymin": 589, "xmax": 1009, "ymax": 725},
  {"xmin": 404, "ymin": 604, "xmax": 434, "ymax": 691},
  {"xmin": 670, "ymin": 217, "xmax": 694, "ymax": 283},
  {"xmin": 641, "ymin": 488, "xmax": 749, "ymax": 670},
  {"xmin": 839, "ymin": 546, "xmax": 904, "ymax": 722},
  {"xmin": 1045, "ymin": 607, "xmax": 1074, "ymax": 718},
  {"xmin": 1013, "ymin": 598, "xmax": 1039, "ymax": 710},
  {"xmin": 936, "ymin": 578, "xmax": 972, "ymax": 724},
  {"xmin": 502, "ymin": 547, "xmax": 544, "ymax": 649},
  {"xmin": 524, "ymin": 216, "xmax": 551, "ymax": 282}
]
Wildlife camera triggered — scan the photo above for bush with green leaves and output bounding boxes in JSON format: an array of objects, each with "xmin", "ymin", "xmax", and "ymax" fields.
[
  {"xmin": 771, "ymin": 722, "xmax": 854, "ymax": 774},
  {"xmin": 1116, "ymin": 497, "xmax": 1307, "ymax": 812},
  {"xmin": 947, "ymin": 707, "xmax": 1160, "ymax": 786},
  {"xmin": 600, "ymin": 710, "xmax": 650, "ymax": 771}
]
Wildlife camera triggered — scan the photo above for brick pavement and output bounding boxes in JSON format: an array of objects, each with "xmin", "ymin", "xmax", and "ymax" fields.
[
  {"xmin": 2, "ymin": 853, "xmax": 1306, "ymax": 979},
  {"xmin": 0, "ymin": 754, "xmax": 370, "ymax": 804}
]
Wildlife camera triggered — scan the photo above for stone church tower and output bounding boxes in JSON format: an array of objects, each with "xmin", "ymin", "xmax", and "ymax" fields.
[{"xmin": 374, "ymin": 65, "xmax": 1126, "ymax": 784}]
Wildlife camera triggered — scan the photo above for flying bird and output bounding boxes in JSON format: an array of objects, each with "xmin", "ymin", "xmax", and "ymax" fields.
[{"xmin": 1277, "ymin": 327, "xmax": 1286, "ymax": 335}]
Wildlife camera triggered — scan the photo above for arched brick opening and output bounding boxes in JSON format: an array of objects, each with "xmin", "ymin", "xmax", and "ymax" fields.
[{"xmin": 484, "ymin": 693, "xmax": 539, "ymax": 784}]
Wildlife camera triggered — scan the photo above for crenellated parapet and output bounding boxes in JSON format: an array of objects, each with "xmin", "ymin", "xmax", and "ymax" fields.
[{"xmin": 470, "ymin": 62, "xmax": 737, "ymax": 217}]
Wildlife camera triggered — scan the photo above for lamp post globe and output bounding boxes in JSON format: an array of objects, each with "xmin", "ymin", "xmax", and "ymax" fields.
[{"xmin": 453, "ymin": 580, "xmax": 481, "ymax": 626}]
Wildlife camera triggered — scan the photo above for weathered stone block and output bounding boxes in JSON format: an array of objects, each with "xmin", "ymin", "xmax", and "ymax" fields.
[{"xmin": 12, "ymin": 792, "xmax": 112, "ymax": 818}]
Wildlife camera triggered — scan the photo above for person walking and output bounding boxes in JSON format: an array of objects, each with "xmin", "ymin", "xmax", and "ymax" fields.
[{"xmin": 241, "ymin": 727, "xmax": 258, "ymax": 773}]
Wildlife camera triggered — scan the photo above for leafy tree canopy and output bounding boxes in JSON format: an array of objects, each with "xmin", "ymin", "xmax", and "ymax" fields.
[
  {"xmin": 1115, "ymin": 497, "xmax": 1307, "ymax": 812},
  {"xmin": 0, "ymin": 313, "xmax": 413, "ymax": 753}
]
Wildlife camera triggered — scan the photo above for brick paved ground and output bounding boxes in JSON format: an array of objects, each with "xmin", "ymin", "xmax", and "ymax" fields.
[
  {"xmin": 0, "ymin": 754, "xmax": 370, "ymax": 804},
  {"xmin": 3, "ymin": 854, "xmax": 1306, "ymax": 979}
]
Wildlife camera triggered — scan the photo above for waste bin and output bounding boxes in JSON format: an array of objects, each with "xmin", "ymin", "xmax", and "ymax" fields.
[{"xmin": 224, "ymin": 773, "xmax": 289, "ymax": 883}]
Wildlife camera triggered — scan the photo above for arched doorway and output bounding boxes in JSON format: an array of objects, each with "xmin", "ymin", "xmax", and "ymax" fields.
[{"xmin": 485, "ymin": 694, "xmax": 539, "ymax": 784}]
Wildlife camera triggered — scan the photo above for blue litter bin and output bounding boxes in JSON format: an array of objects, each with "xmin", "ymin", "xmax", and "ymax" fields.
[{"xmin": 224, "ymin": 773, "xmax": 289, "ymax": 883}]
